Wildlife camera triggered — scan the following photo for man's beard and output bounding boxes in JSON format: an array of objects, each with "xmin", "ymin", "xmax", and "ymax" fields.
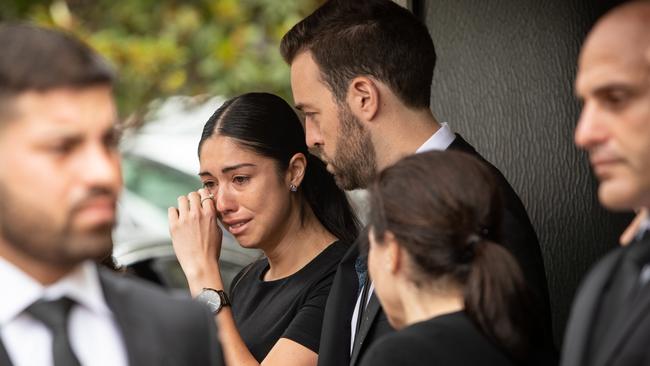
[
  {"xmin": 0, "ymin": 183, "xmax": 115, "ymax": 269},
  {"xmin": 325, "ymin": 103, "xmax": 378, "ymax": 190}
]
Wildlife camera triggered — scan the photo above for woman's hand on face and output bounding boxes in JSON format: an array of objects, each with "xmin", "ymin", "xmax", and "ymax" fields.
[{"xmin": 168, "ymin": 188, "xmax": 223, "ymax": 281}]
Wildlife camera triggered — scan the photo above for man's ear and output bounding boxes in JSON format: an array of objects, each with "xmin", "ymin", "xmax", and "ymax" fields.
[
  {"xmin": 347, "ymin": 76, "xmax": 380, "ymax": 122},
  {"xmin": 286, "ymin": 152, "xmax": 307, "ymax": 189}
]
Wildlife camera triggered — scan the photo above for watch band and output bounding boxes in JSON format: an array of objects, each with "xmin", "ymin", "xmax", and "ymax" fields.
[{"xmin": 214, "ymin": 288, "xmax": 231, "ymax": 307}]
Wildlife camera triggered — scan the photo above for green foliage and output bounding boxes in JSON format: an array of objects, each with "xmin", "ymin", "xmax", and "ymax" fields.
[{"xmin": 1, "ymin": 0, "xmax": 322, "ymax": 122}]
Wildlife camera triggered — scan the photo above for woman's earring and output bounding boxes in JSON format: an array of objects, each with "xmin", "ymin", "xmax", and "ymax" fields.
[{"xmin": 289, "ymin": 184, "xmax": 298, "ymax": 192}]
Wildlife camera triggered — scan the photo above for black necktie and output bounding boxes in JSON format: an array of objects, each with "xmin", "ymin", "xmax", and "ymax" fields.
[
  {"xmin": 25, "ymin": 297, "xmax": 81, "ymax": 366},
  {"xmin": 354, "ymin": 255, "xmax": 369, "ymax": 334}
]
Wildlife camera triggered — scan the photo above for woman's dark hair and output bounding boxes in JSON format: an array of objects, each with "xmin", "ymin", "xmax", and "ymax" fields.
[
  {"xmin": 199, "ymin": 92, "xmax": 360, "ymax": 244},
  {"xmin": 368, "ymin": 150, "xmax": 537, "ymax": 362}
]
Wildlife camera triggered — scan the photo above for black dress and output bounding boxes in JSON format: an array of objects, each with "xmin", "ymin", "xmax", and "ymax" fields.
[
  {"xmin": 230, "ymin": 241, "xmax": 347, "ymax": 362},
  {"xmin": 359, "ymin": 311, "xmax": 516, "ymax": 366}
]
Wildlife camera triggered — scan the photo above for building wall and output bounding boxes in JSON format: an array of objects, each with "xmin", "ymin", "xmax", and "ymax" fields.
[{"xmin": 417, "ymin": 0, "xmax": 631, "ymax": 345}]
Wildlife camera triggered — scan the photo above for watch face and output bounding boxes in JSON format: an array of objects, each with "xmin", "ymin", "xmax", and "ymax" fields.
[{"xmin": 198, "ymin": 289, "xmax": 222, "ymax": 314}]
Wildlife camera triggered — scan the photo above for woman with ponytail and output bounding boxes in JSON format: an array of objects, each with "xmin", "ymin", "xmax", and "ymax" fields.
[
  {"xmin": 169, "ymin": 92, "xmax": 360, "ymax": 366},
  {"xmin": 360, "ymin": 150, "xmax": 545, "ymax": 366}
]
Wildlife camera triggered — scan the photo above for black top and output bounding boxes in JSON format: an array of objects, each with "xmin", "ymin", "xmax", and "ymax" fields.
[
  {"xmin": 230, "ymin": 241, "xmax": 347, "ymax": 362},
  {"xmin": 359, "ymin": 311, "xmax": 515, "ymax": 366}
]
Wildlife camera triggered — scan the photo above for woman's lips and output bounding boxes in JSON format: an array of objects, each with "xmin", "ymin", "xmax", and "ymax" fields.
[{"xmin": 223, "ymin": 219, "xmax": 251, "ymax": 235}]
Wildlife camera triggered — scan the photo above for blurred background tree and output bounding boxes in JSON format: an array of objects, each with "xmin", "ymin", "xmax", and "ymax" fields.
[{"xmin": 0, "ymin": 0, "xmax": 322, "ymax": 124}]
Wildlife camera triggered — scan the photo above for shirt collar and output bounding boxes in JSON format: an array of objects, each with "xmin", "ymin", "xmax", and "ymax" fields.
[
  {"xmin": 0, "ymin": 258, "xmax": 112, "ymax": 325},
  {"xmin": 636, "ymin": 217, "xmax": 650, "ymax": 241},
  {"xmin": 44, "ymin": 261, "xmax": 112, "ymax": 316},
  {"xmin": 415, "ymin": 122, "xmax": 456, "ymax": 153}
]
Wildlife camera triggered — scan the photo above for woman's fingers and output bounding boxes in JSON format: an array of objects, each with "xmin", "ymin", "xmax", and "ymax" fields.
[
  {"xmin": 176, "ymin": 195, "xmax": 189, "ymax": 220},
  {"xmin": 176, "ymin": 190, "xmax": 215, "ymax": 220},
  {"xmin": 187, "ymin": 191, "xmax": 202, "ymax": 215},
  {"xmin": 198, "ymin": 188, "xmax": 216, "ymax": 214},
  {"xmin": 168, "ymin": 206, "xmax": 179, "ymax": 222}
]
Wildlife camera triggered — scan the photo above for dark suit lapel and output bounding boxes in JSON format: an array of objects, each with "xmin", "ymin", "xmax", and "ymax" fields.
[
  {"xmin": 317, "ymin": 242, "xmax": 360, "ymax": 366},
  {"xmin": 596, "ymin": 287, "xmax": 650, "ymax": 366},
  {"xmin": 595, "ymin": 239, "xmax": 650, "ymax": 366},
  {"xmin": 99, "ymin": 268, "xmax": 163, "ymax": 366},
  {"xmin": 561, "ymin": 250, "xmax": 622, "ymax": 366},
  {"xmin": 350, "ymin": 292, "xmax": 381, "ymax": 366}
]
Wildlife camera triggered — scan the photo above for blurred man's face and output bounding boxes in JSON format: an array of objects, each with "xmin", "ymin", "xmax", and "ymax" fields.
[
  {"xmin": 0, "ymin": 86, "xmax": 121, "ymax": 271},
  {"xmin": 575, "ymin": 19, "xmax": 650, "ymax": 211},
  {"xmin": 291, "ymin": 51, "xmax": 377, "ymax": 190}
]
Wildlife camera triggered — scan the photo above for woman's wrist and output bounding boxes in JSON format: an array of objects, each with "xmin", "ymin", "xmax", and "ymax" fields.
[
  {"xmin": 180, "ymin": 257, "xmax": 219, "ymax": 278},
  {"xmin": 184, "ymin": 264, "xmax": 224, "ymax": 296}
]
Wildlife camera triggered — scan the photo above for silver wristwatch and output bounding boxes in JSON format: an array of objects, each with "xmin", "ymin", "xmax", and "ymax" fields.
[{"xmin": 196, "ymin": 288, "xmax": 231, "ymax": 315}]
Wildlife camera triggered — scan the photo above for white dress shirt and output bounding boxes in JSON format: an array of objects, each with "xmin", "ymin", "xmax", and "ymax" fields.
[
  {"xmin": 414, "ymin": 122, "xmax": 456, "ymax": 154},
  {"xmin": 0, "ymin": 259, "xmax": 128, "ymax": 366},
  {"xmin": 636, "ymin": 217, "xmax": 650, "ymax": 286},
  {"xmin": 637, "ymin": 217, "xmax": 650, "ymax": 239},
  {"xmin": 350, "ymin": 122, "xmax": 456, "ymax": 351}
]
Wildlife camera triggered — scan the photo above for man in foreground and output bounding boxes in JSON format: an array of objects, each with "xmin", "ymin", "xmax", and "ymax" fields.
[{"xmin": 0, "ymin": 23, "xmax": 223, "ymax": 366}]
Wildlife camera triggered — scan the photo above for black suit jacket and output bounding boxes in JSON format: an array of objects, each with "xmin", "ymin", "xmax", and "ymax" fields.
[
  {"xmin": 317, "ymin": 134, "xmax": 554, "ymax": 366},
  {"xmin": 0, "ymin": 266, "xmax": 224, "ymax": 366},
  {"xmin": 561, "ymin": 238, "xmax": 650, "ymax": 366}
]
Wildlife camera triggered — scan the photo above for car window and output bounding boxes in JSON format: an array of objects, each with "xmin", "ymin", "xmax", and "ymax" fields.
[{"xmin": 122, "ymin": 154, "xmax": 201, "ymax": 211}]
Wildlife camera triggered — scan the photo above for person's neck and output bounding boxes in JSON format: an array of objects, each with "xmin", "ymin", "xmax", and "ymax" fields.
[
  {"xmin": 373, "ymin": 108, "xmax": 441, "ymax": 170},
  {"xmin": 0, "ymin": 240, "xmax": 74, "ymax": 285},
  {"xmin": 398, "ymin": 283, "xmax": 464, "ymax": 328},
  {"xmin": 262, "ymin": 205, "xmax": 336, "ymax": 281}
]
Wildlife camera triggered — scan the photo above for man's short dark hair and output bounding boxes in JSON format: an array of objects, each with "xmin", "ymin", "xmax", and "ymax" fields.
[
  {"xmin": 280, "ymin": 0, "xmax": 436, "ymax": 109},
  {"xmin": 0, "ymin": 23, "xmax": 115, "ymax": 120}
]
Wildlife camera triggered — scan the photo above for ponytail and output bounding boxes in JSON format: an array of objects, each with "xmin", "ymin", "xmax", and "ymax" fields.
[
  {"xmin": 301, "ymin": 153, "xmax": 361, "ymax": 244},
  {"xmin": 463, "ymin": 239, "xmax": 537, "ymax": 362},
  {"xmin": 367, "ymin": 151, "xmax": 540, "ymax": 361}
]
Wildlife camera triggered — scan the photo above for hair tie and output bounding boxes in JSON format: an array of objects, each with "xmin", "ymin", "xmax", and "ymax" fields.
[
  {"xmin": 467, "ymin": 234, "xmax": 481, "ymax": 247},
  {"xmin": 458, "ymin": 234, "xmax": 482, "ymax": 263}
]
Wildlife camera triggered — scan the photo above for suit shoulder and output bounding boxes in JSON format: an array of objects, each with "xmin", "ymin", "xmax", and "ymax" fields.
[
  {"xmin": 360, "ymin": 331, "xmax": 429, "ymax": 366},
  {"xmin": 575, "ymin": 246, "xmax": 623, "ymax": 294},
  {"xmin": 361, "ymin": 313, "xmax": 514, "ymax": 366},
  {"xmin": 98, "ymin": 269, "xmax": 223, "ymax": 365},
  {"xmin": 99, "ymin": 268, "xmax": 206, "ymax": 313},
  {"xmin": 363, "ymin": 317, "xmax": 455, "ymax": 359}
]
